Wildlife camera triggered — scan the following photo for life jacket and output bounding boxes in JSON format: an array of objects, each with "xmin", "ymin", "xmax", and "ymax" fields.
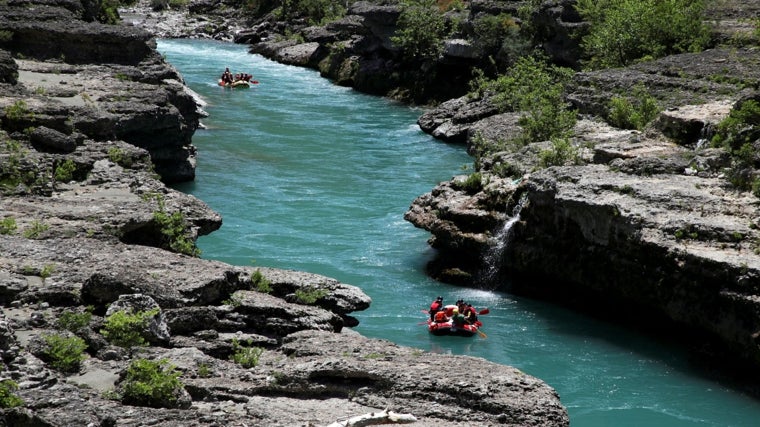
[
  {"xmin": 434, "ymin": 310, "xmax": 448, "ymax": 322},
  {"xmin": 430, "ymin": 301, "xmax": 442, "ymax": 312}
]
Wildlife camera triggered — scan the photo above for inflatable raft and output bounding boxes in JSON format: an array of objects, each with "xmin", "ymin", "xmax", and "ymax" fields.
[
  {"xmin": 218, "ymin": 79, "xmax": 251, "ymax": 88},
  {"xmin": 427, "ymin": 319, "xmax": 483, "ymax": 337}
]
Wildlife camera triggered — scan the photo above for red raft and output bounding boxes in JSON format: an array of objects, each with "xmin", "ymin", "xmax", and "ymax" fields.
[{"xmin": 427, "ymin": 319, "xmax": 483, "ymax": 337}]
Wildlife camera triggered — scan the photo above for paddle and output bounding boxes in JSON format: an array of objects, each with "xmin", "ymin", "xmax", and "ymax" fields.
[{"xmin": 478, "ymin": 308, "xmax": 489, "ymax": 315}]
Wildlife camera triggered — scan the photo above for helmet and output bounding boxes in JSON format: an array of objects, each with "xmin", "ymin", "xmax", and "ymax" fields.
[
  {"xmin": 436, "ymin": 296, "xmax": 443, "ymax": 300},
  {"xmin": 452, "ymin": 308, "xmax": 459, "ymax": 314}
]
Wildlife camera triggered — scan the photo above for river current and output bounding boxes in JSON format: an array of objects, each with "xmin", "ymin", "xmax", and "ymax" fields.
[{"xmin": 159, "ymin": 38, "xmax": 760, "ymax": 426}]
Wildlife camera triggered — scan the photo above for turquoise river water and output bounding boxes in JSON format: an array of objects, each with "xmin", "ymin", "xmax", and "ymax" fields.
[{"xmin": 159, "ymin": 39, "xmax": 760, "ymax": 426}]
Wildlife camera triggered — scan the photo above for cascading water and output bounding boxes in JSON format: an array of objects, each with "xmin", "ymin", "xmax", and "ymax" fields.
[{"xmin": 479, "ymin": 192, "xmax": 528, "ymax": 286}]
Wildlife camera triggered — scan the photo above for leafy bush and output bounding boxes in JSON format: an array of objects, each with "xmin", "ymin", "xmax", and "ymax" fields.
[
  {"xmin": 471, "ymin": 56, "xmax": 576, "ymax": 145},
  {"xmin": 711, "ymin": 99, "xmax": 760, "ymax": 151},
  {"xmin": 146, "ymin": 194, "xmax": 200, "ymax": 257},
  {"xmin": 42, "ymin": 333, "xmax": 88, "ymax": 373},
  {"xmin": 607, "ymin": 85, "xmax": 661, "ymax": 130},
  {"xmin": 459, "ymin": 172, "xmax": 483, "ymax": 194},
  {"xmin": 101, "ymin": 308, "xmax": 159, "ymax": 348},
  {"xmin": 0, "ymin": 216, "xmax": 16, "ymax": 235},
  {"xmin": 575, "ymin": 0, "xmax": 711, "ymax": 69},
  {"xmin": 278, "ymin": 0, "xmax": 345, "ymax": 25},
  {"xmin": 539, "ymin": 138, "xmax": 579, "ymax": 167},
  {"xmin": 230, "ymin": 339, "xmax": 264, "ymax": 368},
  {"xmin": 120, "ymin": 358, "xmax": 184, "ymax": 408},
  {"xmin": 391, "ymin": 0, "xmax": 447, "ymax": 61},
  {"xmin": 0, "ymin": 379, "xmax": 23, "ymax": 408},
  {"xmin": 294, "ymin": 286, "xmax": 328, "ymax": 304},
  {"xmin": 23, "ymin": 220, "xmax": 49, "ymax": 239},
  {"xmin": 251, "ymin": 269, "xmax": 272, "ymax": 293},
  {"xmin": 54, "ymin": 159, "xmax": 77, "ymax": 182},
  {"xmin": 3, "ymin": 100, "xmax": 32, "ymax": 121},
  {"xmin": 471, "ymin": 13, "xmax": 527, "ymax": 64},
  {"xmin": 710, "ymin": 100, "xmax": 760, "ymax": 193},
  {"xmin": 57, "ymin": 308, "xmax": 93, "ymax": 332}
]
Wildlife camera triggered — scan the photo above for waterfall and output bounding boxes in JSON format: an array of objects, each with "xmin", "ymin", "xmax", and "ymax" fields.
[{"xmin": 479, "ymin": 193, "xmax": 528, "ymax": 287}]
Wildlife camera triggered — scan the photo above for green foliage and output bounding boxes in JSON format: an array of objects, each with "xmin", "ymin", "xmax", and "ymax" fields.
[
  {"xmin": 251, "ymin": 269, "xmax": 272, "ymax": 293},
  {"xmin": 121, "ymin": 358, "xmax": 183, "ymax": 408},
  {"xmin": 23, "ymin": 220, "xmax": 49, "ymax": 239},
  {"xmin": 101, "ymin": 308, "xmax": 159, "ymax": 348},
  {"xmin": 3, "ymin": 100, "xmax": 33, "ymax": 121},
  {"xmin": 196, "ymin": 362, "xmax": 212, "ymax": 378},
  {"xmin": 0, "ymin": 216, "xmax": 16, "ymax": 235},
  {"xmin": 607, "ymin": 85, "xmax": 661, "ymax": 130},
  {"xmin": 54, "ymin": 159, "xmax": 77, "ymax": 182},
  {"xmin": 460, "ymin": 172, "xmax": 483, "ymax": 194},
  {"xmin": 108, "ymin": 147, "xmax": 133, "ymax": 168},
  {"xmin": 0, "ymin": 379, "xmax": 23, "ymax": 408},
  {"xmin": 40, "ymin": 263, "xmax": 55, "ymax": 279},
  {"xmin": 97, "ymin": 0, "xmax": 122, "ymax": 24},
  {"xmin": 146, "ymin": 193, "xmax": 200, "ymax": 257},
  {"xmin": 391, "ymin": 0, "xmax": 447, "ymax": 61},
  {"xmin": 0, "ymin": 30, "xmax": 13, "ymax": 43},
  {"xmin": 472, "ymin": 13, "xmax": 523, "ymax": 60},
  {"xmin": 294, "ymin": 286, "xmax": 328, "ymax": 304},
  {"xmin": 57, "ymin": 308, "xmax": 93, "ymax": 332},
  {"xmin": 42, "ymin": 333, "xmax": 88, "ymax": 373},
  {"xmin": 575, "ymin": 0, "xmax": 711, "ymax": 69},
  {"xmin": 711, "ymin": 99, "xmax": 760, "ymax": 151},
  {"xmin": 278, "ymin": 0, "xmax": 345, "ymax": 25},
  {"xmin": 472, "ymin": 56, "xmax": 576, "ymax": 145},
  {"xmin": 230, "ymin": 339, "xmax": 264, "ymax": 368},
  {"xmin": 539, "ymin": 137, "xmax": 579, "ymax": 167},
  {"xmin": 710, "ymin": 99, "xmax": 760, "ymax": 192}
]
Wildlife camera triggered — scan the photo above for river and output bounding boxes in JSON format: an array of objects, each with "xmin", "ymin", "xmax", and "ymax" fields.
[{"xmin": 160, "ymin": 38, "xmax": 760, "ymax": 426}]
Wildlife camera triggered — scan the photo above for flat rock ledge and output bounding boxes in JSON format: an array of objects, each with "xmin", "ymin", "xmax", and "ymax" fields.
[{"xmin": 0, "ymin": 0, "xmax": 568, "ymax": 425}]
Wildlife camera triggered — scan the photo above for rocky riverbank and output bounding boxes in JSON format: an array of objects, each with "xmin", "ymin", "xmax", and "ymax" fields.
[
  {"xmin": 0, "ymin": 0, "xmax": 568, "ymax": 425},
  {"xmin": 148, "ymin": 0, "xmax": 760, "ymax": 385}
]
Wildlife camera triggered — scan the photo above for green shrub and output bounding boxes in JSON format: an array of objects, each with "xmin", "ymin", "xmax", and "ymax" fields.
[
  {"xmin": 149, "ymin": 194, "xmax": 200, "ymax": 257},
  {"xmin": 251, "ymin": 269, "xmax": 272, "ymax": 293},
  {"xmin": 23, "ymin": 220, "xmax": 49, "ymax": 239},
  {"xmin": 278, "ymin": 0, "xmax": 345, "ymax": 25},
  {"xmin": 391, "ymin": 0, "xmax": 447, "ymax": 61},
  {"xmin": 0, "ymin": 379, "xmax": 23, "ymax": 408},
  {"xmin": 575, "ymin": 0, "xmax": 711, "ymax": 69},
  {"xmin": 230, "ymin": 339, "xmax": 264, "ymax": 368},
  {"xmin": 711, "ymin": 99, "xmax": 760, "ymax": 151},
  {"xmin": 539, "ymin": 138, "xmax": 579, "ymax": 167},
  {"xmin": 42, "ymin": 333, "xmax": 88, "ymax": 373},
  {"xmin": 3, "ymin": 100, "xmax": 32, "ymax": 121},
  {"xmin": 294, "ymin": 286, "xmax": 328, "ymax": 304},
  {"xmin": 460, "ymin": 172, "xmax": 483, "ymax": 194},
  {"xmin": 54, "ymin": 159, "xmax": 77, "ymax": 182},
  {"xmin": 108, "ymin": 147, "xmax": 134, "ymax": 168},
  {"xmin": 607, "ymin": 85, "xmax": 661, "ymax": 130},
  {"xmin": 470, "ymin": 56, "xmax": 576, "ymax": 145},
  {"xmin": 0, "ymin": 216, "xmax": 17, "ymax": 235},
  {"xmin": 120, "ymin": 358, "xmax": 184, "ymax": 408},
  {"xmin": 101, "ymin": 308, "xmax": 159, "ymax": 348},
  {"xmin": 57, "ymin": 308, "xmax": 93, "ymax": 332},
  {"xmin": 472, "ymin": 13, "xmax": 522, "ymax": 56}
]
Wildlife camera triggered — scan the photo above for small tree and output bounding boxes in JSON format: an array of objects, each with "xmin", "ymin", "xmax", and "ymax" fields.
[
  {"xmin": 391, "ymin": 0, "xmax": 447, "ymax": 61},
  {"xmin": 120, "ymin": 358, "xmax": 184, "ymax": 408},
  {"xmin": 575, "ymin": 0, "xmax": 711, "ymax": 69}
]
